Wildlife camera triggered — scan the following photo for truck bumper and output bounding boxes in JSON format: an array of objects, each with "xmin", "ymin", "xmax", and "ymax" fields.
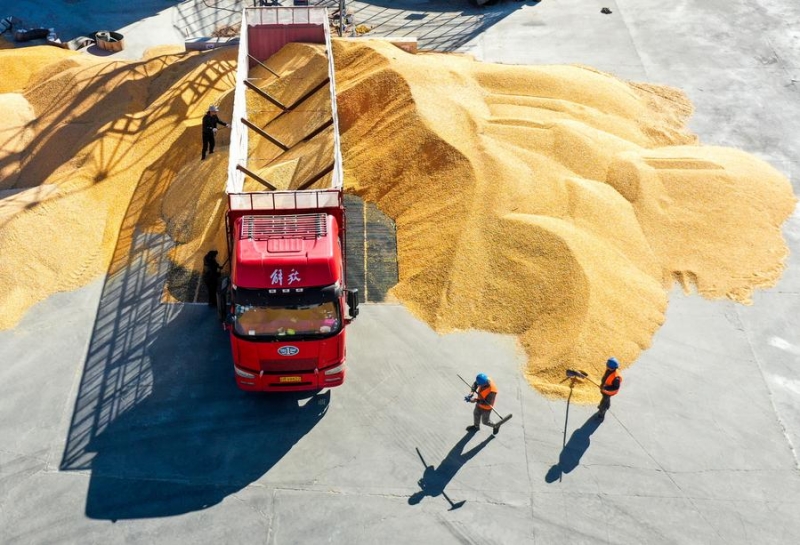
[{"xmin": 233, "ymin": 364, "xmax": 346, "ymax": 392}]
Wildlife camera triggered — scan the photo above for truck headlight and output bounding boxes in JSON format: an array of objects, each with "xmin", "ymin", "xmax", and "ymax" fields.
[
  {"xmin": 234, "ymin": 365, "xmax": 256, "ymax": 379},
  {"xmin": 324, "ymin": 363, "xmax": 345, "ymax": 376}
]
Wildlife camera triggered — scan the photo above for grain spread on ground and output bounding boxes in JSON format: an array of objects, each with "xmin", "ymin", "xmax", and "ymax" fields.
[{"xmin": 0, "ymin": 40, "xmax": 795, "ymax": 403}]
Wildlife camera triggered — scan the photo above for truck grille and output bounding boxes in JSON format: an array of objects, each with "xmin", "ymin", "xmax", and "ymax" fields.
[
  {"xmin": 259, "ymin": 358, "xmax": 317, "ymax": 374},
  {"xmin": 241, "ymin": 214, "xmax": 327, "ymax": 240}
]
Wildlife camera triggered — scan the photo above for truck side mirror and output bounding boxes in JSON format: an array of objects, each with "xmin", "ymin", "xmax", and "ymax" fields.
[{"xmin": 346, "ymin": 288, "xmax": 359, "ymax": 321}]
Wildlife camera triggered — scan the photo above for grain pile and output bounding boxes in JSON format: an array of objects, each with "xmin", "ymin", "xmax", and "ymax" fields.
[
  {"xmin": 0, "ymin": 39, "xmax": 795, "ymax": 403},
  {"xmin": 245, "ymin": 43, "xmax": 334, "ymax": 192},
  {"xmin": 330, "ymin": 40, "xmax": 797, "ymax": 401},
  {"xmin": 0, "ymin": 45, "xmax": 236, "ymax": 328}
]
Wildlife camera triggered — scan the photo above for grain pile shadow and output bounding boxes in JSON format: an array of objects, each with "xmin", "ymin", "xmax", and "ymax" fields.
[
  {"xmin": 59, "ymin": 205, "xmax": 328, "ymax": 520},
  {"xmin": 545, "ymin": 414, "xmax": 601, "ymax": 483}
]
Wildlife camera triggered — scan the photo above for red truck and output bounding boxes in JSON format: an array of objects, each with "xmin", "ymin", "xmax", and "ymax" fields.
[
  {"xmin": 218, "ymin": 7, "xmax": 358, "ymax": 391},
  {"xmin": 220, "ymin": 190, "xmax": 358, "ymax": 391}
]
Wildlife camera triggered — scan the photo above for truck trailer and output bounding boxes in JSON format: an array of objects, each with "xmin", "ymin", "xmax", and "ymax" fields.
[{"xmin": 219, "ymin": 7, "xmax": 358, "ymax": 391}]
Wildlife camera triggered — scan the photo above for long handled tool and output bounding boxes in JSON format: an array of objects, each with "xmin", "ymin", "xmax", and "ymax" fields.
[
  {"xmin": 457, "ymin": 374, "xmax": 513, "ymax": 429},
  {"xmin": 566, "ymin": 369, "xmax": 600, "ymax": 387}
]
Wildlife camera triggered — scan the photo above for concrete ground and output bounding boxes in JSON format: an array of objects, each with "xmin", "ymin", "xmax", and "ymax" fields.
[{"xmin": 1, "ymin": 1, "xmax": 800, "ymax": 544}]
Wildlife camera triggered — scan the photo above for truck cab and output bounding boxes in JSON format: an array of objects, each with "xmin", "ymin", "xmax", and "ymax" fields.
[{"xmin": 220, "ymin": 190, "xmax": 358, "ymax": 391}]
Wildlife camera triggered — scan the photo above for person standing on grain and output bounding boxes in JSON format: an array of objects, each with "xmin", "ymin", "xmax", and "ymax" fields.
[
  {"xmin": 597, "ymin": 357, "xmax": 622, "ymax": 422},
  {"xmin": 201, "ymin": 105, "xmax": 229, "ymax": 160}
]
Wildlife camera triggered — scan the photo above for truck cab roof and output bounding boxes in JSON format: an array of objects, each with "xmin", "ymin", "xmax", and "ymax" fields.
[{"xmin": 232, "ymin": 213, "xmax": 342, "ymax": 290}]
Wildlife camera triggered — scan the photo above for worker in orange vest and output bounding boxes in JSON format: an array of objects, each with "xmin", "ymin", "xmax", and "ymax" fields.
[
  {"xmin": 465, "ymin": 373, "xmax": 499, "ymax": 435},
  {"xmin": 597, "ymin": 357, "xmax": 622, "ymax": 422}
]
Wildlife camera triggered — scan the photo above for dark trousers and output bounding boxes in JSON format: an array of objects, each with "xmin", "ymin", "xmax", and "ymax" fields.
[
  {"xmin": 473, "ymin": 405, "xmax": 496, "ymax": 428},
  {"xmin": 598, "ymin": 393, "xmax": 611, "ymax": 413},
  {"xmin": 202, "ymin": 131, "xmax": 216, "ymax": 159},
  {"xmin": 204, "ymin": 278, "xmax": 218, "ymax": 307}
]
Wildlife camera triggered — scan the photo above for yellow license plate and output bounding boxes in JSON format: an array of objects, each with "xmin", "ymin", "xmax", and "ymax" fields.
[{"xmin": 279, "ymin": 376, "xmax": 302, "ymax": 383}]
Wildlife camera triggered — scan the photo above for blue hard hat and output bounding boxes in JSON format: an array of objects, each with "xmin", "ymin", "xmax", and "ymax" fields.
[
  {"xmin": 475, "ymin": 373, "xmax": 489, "ymax": 385},
  {"xmin": 606, "ymin": 357, "xmax": 619, "ymax": 370}
]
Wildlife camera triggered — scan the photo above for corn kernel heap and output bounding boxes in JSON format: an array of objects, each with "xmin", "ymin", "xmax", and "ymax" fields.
[
  {"xmin": 331, "ymin": 40, "xmax": 795, "ymax": 400},
  {"xmin": 0, "ymin": 40, "xmax": 794, "ymax": 402}
]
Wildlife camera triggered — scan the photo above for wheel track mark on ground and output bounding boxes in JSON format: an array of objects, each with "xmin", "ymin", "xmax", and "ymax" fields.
[
  {"xmin": 434, "ymin": 514, "xmax": 480, "ymax": 545},
  {"xmin": 516, "ymin": 365, "xmax": 537, "ymax": 544},
  {"xmin": 735, "ymin": 302, "xmax": 800, "ymax": 471},
  {"xmin": 357, "ymin": 372, "xmax": 452, "ymax": 470},
  {"xmin": 610, "ymin": 411, "xmax": 724, "ymax": 539}
]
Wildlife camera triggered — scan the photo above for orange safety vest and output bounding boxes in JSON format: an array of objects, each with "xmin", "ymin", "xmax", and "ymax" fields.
[
  {"xmin": 476, "ymin": 380, "xmax": 498, "ymax": 410},
  {"xmin": 601, "ymin": 371, "xmax": 622, "ymax": 397}
]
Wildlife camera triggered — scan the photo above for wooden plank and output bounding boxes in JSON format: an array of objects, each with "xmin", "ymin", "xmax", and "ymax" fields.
[
  {"xmin": 241, "ymin": 117, "xmax": 289, "ymax": 151},
  {"xmin": 287, "ymin": 78, "xmax": 330, "ymax": 110},
  {"xmin": 248, "ymin": 54, "xmax": 280, "ymax": 78},
  {"xmin": 297, "ymin": 163, "xmax": 334, "ymax": 191},
  {"xmin": 235, "ymin": 164, "xmax": 277, "ymax": 191},
  {"xmin": 244, "ymin": 80, "xmax": 286, "ymax": 111},
  {"xmin": 302, "ymin": 119, "xmax": 333, "ymax": 142}
]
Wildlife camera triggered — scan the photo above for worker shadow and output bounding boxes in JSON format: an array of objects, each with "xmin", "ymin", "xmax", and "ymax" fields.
[
  {"xmin": 545, "ymin": 414, "xmax": 601, "ymax": 483},
  {"xmin": 409, "ymin": 432, "xmax": 495, "ymax": 509},
  {"xmin": 58, "ymin": 230, "xmax": 329, "ymax": 520}
]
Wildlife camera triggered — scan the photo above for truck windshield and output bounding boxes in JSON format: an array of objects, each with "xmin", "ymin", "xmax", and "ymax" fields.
[{"xmin": 233, "ymin": 301, "xmax": 341, "ymax": 339}]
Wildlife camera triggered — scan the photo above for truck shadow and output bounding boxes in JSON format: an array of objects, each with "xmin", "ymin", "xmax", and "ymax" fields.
[
  {"xmin": 85, "ymin": 387, "xmax": 329, "ymax": 519},
  {"xmin": 59, "ymin": 229, "xmax": 329, "ymax": 520}
]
